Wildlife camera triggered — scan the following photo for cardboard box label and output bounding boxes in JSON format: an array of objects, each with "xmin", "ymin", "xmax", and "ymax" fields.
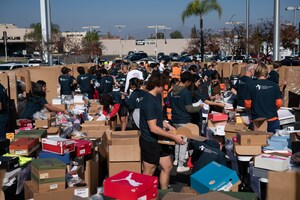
[
  {"xmin": 50, "ymin": 184, "xmax": 58, "ymax": 190},
  {"xmin": 40, "ymin": 173, "xmax": 49, "ymax": 179},
  {"xmin": 15, "ymin": 150, "xmax": 27, "ymax": 155},
  {"xmin": 80, "ymin": 149, "xmax": 85, "ymax": 154},
  {"xmin": 74, "ymin": 188, "xmax": 89, "ymax": 198}
]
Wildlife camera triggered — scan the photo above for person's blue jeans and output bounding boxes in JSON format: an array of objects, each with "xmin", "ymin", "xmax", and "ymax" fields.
[{"xmin": 267, "ymin": 120, "xmax": 280, "ymax": 134}]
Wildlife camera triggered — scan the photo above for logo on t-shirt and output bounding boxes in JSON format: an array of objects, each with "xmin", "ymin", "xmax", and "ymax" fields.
[{"xmin": 256, "ymin": 84, "xmax": 273, "ymax": 91}]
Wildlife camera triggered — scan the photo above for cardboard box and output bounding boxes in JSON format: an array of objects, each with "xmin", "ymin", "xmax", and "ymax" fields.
[
  {"xmin": 254, "ymin": 154, "xmax": 290, "ymax": 171},
  {"xmin": 47, "ymin": 127, "xmax": 61, "ymax": 136},
  {"xmin": 191, "ymin": 161, "xmax": 240, "ymax": 194},
  {"xmin": 108, "ymin": 133, "xmax": 140, "ymax": 162},
  {"xmin": 24, "ymin": 181, "xmax": 90, "ymax": 200},
  {"xmin": 208, "ymin": 113, "xmax": 228, "ymax": 122},
  {"xmin": 31, "ymin": 158, "xmax": 66, "ymax": 192},
  {"xmin": 35, "ymin": 119, "xmax": 51, "ymax": 129},
  {"xmin": 236, "ymin": 131, "xmax": 268, "ymax": 146},
  {"xmin": 162, "ymin": 192, "xmax": 198, "ymax": 200},
  {"xmin": 42, "ymin": 137, "xmax": 75, "ymax": 155},
  {"xmin": 14, "ymin": 129, "xmax": 47, "ymax": 142},
  {"xmin": 198, "ymin": 191, "xmax": 239, "ymax": 200},
  {"xmin": 267, "ymin": 171, "xmax": 300, "ymax": 200},
  {"xmin": 73, "ymin": 139, "xmax": 92, "ymax": 157},
  {"xmin": 234, "ymin": 143, "xmax": 261, "ymax": 156},
  {"xmin": 52, "ymin": 104, "xmax": 66, "ymax": 110},
  {"xmin": 104, "ymin": 170, "xmax": 158, "ymax": 200},
  {"xmin": 80, "ymin": 123, "xmax": 109, "ymax": 131},
  {"xmin": 39, "ymin": 150, "xmax": 71, "ymax": 164},
  {"xmin": 9, "ymin": 143, "xmax": 40, "ymax": 156},
  {"xmin": 109, "ymin": 161, "xmax": 141, "ymax": 177},
  {"xmin": 252, "ymin": 118, "xmax": 267, "ymax": 132},
  {"xmin": 224, "ymin": 123, "xmax": 248, "ymax": 139},
  {"xmin": 0, "ymin": 156, "xmax": 19, "ymax": 172},
  {"xmin": 84, "ymin": 152, "xmax": 99, "ymax": 196},
  {"xmin": 9, "ymin": 137, "xmax": 39, "ymax": 151}
]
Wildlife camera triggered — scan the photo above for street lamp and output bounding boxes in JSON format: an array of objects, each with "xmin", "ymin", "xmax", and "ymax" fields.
[
  {"xmin": 147, "ymin": 25, "xmax": 166, "ymax": 60},
  {"xmin": 286, "ymin": 6, "xmax": 300, "ymax": 56},
  {"xmin": 286, "ymin": 6, "xmax": 300, "ymax": 25},
  {"xmin": 82, "ymin": 26, "xmax": 100, "ymax": 32},
  {"xmin": 114, "ymin": 25, "xmax": 126, "ymax": 58}
]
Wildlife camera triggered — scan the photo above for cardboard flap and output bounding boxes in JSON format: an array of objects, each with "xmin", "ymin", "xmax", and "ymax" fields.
[
  {"xmin": 224, "ymin": 123, "xmax": 247, "ymax": 132},
  {"xmin": 176, "ymin": 123, "xmax": 206, "ymax": 141}
]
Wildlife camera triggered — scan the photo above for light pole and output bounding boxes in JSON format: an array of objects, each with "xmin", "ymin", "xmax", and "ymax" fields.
[
  {"xmin": 147, "ymin": 25, "xmax": 166, "ymax": 60},
  {"xmin": 286, "ymin": 6, "xmax": 300, "ymax": 56},
  {"xmin": 114, "ymin": 25, "xmax": 126, "ymax": 58},
  {"xmin": 246, "ymin": 0, "xmax": 250, "ymax": 61},
  {"xmin": 225, "ymin": 20, "xmax": 243, "ymax": 55},
  {"xmin": 273, "ymin": 0, "xmax": 280, "ymax": 61},
  {"xmin": 82, "ymin": 26, "xmax": 100, "ymax": 32}
]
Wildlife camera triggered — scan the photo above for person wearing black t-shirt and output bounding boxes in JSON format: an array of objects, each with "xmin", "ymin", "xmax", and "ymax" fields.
[
  {"xmin": 77, "ymin": 66, "xmax": 93, "ymax": 99},
  {"xmin": 268, "ymin": 61, "xmax": 287, "ymax": 88},
  {"xmin": 20, "ymin": 80, "xmax": 68, "ymax": 120},
  {"xmin": 58, "ymin": 67, "xmax": 76, "ymax": 98},
  {"xmin": 140, "ymin": 73, "xmax": 185, "ymax": 190},
  {"xmin": 231, "ymin": 64, "xmax": 255, "ymax": 107},
  {"xmin": 125, "ymin": 78, "xmax": 147, "ymax": 130},
  {"xmin": 245, "ymin": 63, "xmax": 282, "ymax": 133},
  {"xmin": 97, "ymin": 68, "xmax": 114, "ymax": 97}
]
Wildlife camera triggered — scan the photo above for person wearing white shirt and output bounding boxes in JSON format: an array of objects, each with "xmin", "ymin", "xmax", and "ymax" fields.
[{"xmin": 124, "ymin": 63, "xmax": 144, "ymax": 93}]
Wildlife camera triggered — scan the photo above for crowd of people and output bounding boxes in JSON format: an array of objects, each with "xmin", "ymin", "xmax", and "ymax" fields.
[{"xmin": 0, "ymin": 58, "xmax": 286, "ymax": 190}]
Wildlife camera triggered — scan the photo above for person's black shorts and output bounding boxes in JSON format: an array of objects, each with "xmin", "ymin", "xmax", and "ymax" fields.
[
  {"xmin": 118, "ymin": 104, "xmax": 128, "ymax": 117},
  {"xmin": 139, "ymin": 136, "xmax": 171, "ymax": 166}
]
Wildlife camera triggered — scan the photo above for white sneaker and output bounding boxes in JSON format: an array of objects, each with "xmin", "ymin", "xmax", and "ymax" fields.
[
  {"xmin": 173, "ymin": 160, "xmax": 178, "ymax": 166},
  {"xmin": 176, "ymin": 166, "xmax": 190, "ymax": 173}
]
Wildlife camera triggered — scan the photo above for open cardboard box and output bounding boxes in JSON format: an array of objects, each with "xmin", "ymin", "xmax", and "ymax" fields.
[{"xmin": 158, "ymin": 123, "xmax": 207, "ymax": 145}]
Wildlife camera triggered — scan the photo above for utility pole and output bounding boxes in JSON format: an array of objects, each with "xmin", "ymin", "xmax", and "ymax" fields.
[
  {"xmin": 40, "ymin": 0, "xmax": 52, "ymax": 65},
  {"xmin": 114, "ymin": 25, "xmax": 126, "ymax": 58},
  {"xmin": 3, "ymin": 31, "xmax": 7, "ymax": 62},
  {"xmin": 273, "ymin": 0, "xmax": 280, "ymax": 61},
  {"xmin": 246, "ymin": 0, "xmax": 250, "ymax": 61}
]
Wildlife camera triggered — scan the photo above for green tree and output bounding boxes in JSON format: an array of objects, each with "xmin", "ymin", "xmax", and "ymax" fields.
[
  {"xmin": 170, "ymin": 30, "xmax": 183, "ymax": 39},
  {"xmin": 81, "ymin": 30, "xmax": 104, "ymax": 60},
  {"xmin": 24, "ymin": 23, "xmax": 61, "ymax": 57},
  {"xmin": 182, "ymin": 0, "xmax": 222, "ymax": 61}
]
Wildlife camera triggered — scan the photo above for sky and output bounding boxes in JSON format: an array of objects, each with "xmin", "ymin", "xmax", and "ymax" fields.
[{"xmin": 1, "ymin": 0, "xmax": 300, "ymax": 39}]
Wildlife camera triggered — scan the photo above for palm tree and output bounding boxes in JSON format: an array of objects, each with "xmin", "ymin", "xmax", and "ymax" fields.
[{"xmin": 182, "ymin": 0, "xmax": 222, "ymax": 61}]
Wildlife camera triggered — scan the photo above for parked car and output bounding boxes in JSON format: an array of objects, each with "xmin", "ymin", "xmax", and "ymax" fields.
[
  {"xmin": 136, "ymin": 57, "xmax": 157, "ymax": 65},
  {"xmin": 124, "ymin": 52, "xmax": 148, "ymax": 62},
  {"xmin": 157, "ymin": 52, "xmax": 165, "ymax": 60},
  {"xmin": 169, "ymin": 52, "xmax": 179, "ymax": 61},
  {"xmin": 280, "ymin": 56, "xmax": 300, "ymax": 66},
  {"xmin": 158, "ymin": 55, "xmax": 171, "ymax": 63},
  {"xmin": 27, "ymin": 59, "xmax": 43, "ymax": 66},
  {"xmin": 233, "ymin": 55, "xmax": 245, "ymax": 63},
  {"xmin": 178, "ymin": 56, "xmax": 192, "ymax": 63},
  {"xmin": 222, "ymin": 56, "xmax": 233, "ymax": 62},
  {"xmin": 0, "ymin": 63, "xmax": 26, "ymax": 71}
]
